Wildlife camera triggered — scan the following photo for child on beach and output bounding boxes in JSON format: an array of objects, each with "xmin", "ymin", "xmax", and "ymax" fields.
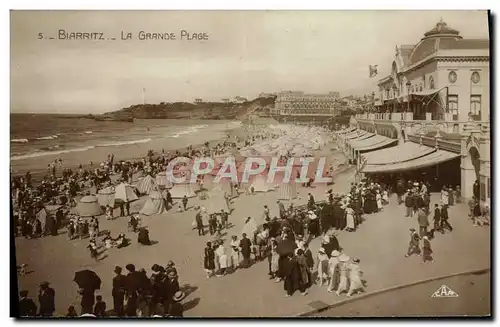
[{"xmin": 422, "ymin": 236, "xmax": 433, "ymax": 263}]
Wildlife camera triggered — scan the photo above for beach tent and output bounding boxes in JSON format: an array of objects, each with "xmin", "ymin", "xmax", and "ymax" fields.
[
  {"xmin": 278, "ymin": 182, "xmax": 298, "ymax": 201},
  {"xmin": 114, "ymin": 183, "xmax": 139, "ymax": 203},
  {"xmin": 136, "ymin": 175, "xmax": 157, "ymax": 195},
  {"xmin": 169, "ymin": 183, "xmax": 197, "ymax": 199},
  {"xmin": 250, "ymin": 174, "xmax": 272, "ymax": 193},
  {"xmin": 156, "ymin": 171, "xmax": 173, "ymax": 189},
  {"xmin": 77, "ymin": 195, "xmax": 103, "ymax": 217},
  {"xmin": 139, "ymin": 191, "xmax": 167, "ymax": 216},
  {"xmin": 96, "ymin": 186, "xmax": 115, "ymax": 207}
]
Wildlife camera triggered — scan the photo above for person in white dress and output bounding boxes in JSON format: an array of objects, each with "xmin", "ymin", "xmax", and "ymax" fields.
[
  {"xmin": 316, "ymin": 248, "xmax": 329, "ymax": 286},
  {"xmin": 345, "ymin": 206, "xmax": 355, "ymax": 232},
  {"xmin": 441, "ymin": 186, "xmax": 449, "ymax": 206},
  {"xmin": 382, "ymin": 190, "xmax": 389, "ymax": 205},
  {"xmin": 347, "ymin": 258, "xmax": 364, "ymax": 296},
  {"xmin": 376, "ymin": 191, "xmax": 383, "ymax": 211},
  {"xmin": 336, "ymin": 254, "xmax": 350, "ymax": 296}
]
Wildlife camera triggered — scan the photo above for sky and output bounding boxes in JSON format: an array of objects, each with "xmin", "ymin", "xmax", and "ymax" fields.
[{"xmin": 10, "ymin": 10, "xmax": 489, "ymax": 114}]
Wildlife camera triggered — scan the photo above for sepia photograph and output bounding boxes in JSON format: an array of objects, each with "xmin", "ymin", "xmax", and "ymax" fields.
[{"xmin": 10, "ymin": 9, "xmax": 491, "ymax": 318}]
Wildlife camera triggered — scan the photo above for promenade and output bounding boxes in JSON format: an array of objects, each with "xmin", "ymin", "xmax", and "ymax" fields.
[{"xmin": 14, "ymin": 163, "xmax": 490, "ymax": 317}]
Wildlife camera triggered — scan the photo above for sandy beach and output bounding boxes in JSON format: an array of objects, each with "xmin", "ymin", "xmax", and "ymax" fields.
[{"xmin": 14, "ymin": 129, "xmax": 350, "ymax": 315}]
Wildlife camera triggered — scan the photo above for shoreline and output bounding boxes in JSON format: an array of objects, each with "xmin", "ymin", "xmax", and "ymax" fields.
[{"xmin": 11, "ymin": 125, "xmax": 247, "ymax": 184}]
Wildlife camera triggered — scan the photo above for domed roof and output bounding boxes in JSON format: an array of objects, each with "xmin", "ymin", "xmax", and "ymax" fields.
[
  {"xmin": 423, "ymin": 19, "xmax": 461, "ymax": 39},
  {"xmin": 407, "ymin": 19, "xmax": 463, "ymax": 65}
]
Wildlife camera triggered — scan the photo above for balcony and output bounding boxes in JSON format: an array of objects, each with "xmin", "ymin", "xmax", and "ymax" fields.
[{"xmin": 354, "ymin": 113, "xmax": 490, "ymax": 137}]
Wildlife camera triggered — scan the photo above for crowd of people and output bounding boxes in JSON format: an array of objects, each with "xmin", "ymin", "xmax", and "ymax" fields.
[{"xmin": 18, "ymin": 262, "xmax": 186, "ymax": 317}]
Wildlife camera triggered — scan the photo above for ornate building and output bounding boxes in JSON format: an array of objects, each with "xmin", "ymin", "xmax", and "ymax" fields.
[
  {"xmin": 353, "ymin": 19, "xmax": 490, "ymax": 202},
  {"xmin": 272, "ymin": 91, "xmax": 339, "ymax": 116},
  {"xmin": 377, "ymin": 19, "xmax": 489, "ymax": 123}
]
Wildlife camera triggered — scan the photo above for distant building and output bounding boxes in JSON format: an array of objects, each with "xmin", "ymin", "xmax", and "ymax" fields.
[
  {"xmin": 258, "ymin": 92, "xmax": 276, "ymax": 98},
  {"xmin": 194, "ymin": 98, "xmax": 203, "ymax": 104},
  {"xmin": 221, "ymin": 98, "xmax": 230, "ymax": 104},
  {"xmin": 272, "ymin": 91, "xmax": 339, "ymax": 116}
]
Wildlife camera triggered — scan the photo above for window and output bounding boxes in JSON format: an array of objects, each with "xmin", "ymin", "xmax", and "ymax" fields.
[
  {"xmin": 470, "ymin": 95, "xmax": 481, "ymax": 118},
  {"xmin": 448, "ymin": 71, "xmax": 457, "ymax": 83},
  {"xmin": 423, "ymin": 75, "xmax": 426, "ymax": 89},
  {"xmin": 448, "ymin": 94, "xmax": 459, "ymax": 119},
  {"xmin": 471, "ymin": 72, "xmax": 480, "ymax": 84},
  {"xmin": 429, "ymin": 76, "xmax": 435, "ymax": 89},
  {"xmin": 419, "ymin": 84, "xmax": 423, "ymax": 92}
]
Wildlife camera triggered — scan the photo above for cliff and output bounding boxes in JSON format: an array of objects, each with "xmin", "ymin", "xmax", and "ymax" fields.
[{"xmin": 101, "ymin": 96, "xmax": 276, "ymax": 120}]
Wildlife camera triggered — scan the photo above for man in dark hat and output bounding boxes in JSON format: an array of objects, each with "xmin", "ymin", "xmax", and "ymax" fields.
[
  {"xmin": 125, "ymin": 264, "xmax": 138, "ymax": 316},
  {"xmin": 307, "ymin": 193, "xmax": 315, "ymax": 211},
  {"xmin": 18, "ymin": 290, "xmax": 37, "ymax": 317},
  {"xmin": 112, "ymin": 266, "xmax": 126, "ymax": 316},
  {"xmin": 239, "ymin": 233, "xmax": 252, "ymax": 268},
  {"xmin": 164, "ymin": 270, "xmax": 180, "ymax": 314},
  {"xmin": 38, "ymin": 281, "xmax": 55, "ymax": 316}
]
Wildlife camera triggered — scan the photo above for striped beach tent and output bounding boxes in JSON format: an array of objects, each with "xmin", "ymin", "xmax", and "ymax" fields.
[
  {"xmin": 136, "ymin": 175, "xmax": 157, "ymax": 195},
  {"xmin": 278, "ymin": 182, "xmax": 297, "ymax": 201}
]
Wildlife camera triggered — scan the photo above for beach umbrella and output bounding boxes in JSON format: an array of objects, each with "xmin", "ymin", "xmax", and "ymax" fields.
[
  {"xmin": 115, "ymin": 183, "xmax": 139, "ymax": 203},
  {"xmin": 74, "ymin": 270, "xmax": 101, "ymax": 291},
  {"xmin": 76, "ymin": 195, "xmax": 103, "ymax": 217}
]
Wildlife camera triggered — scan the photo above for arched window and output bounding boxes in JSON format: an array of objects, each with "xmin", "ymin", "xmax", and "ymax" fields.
[
  {"xmin": 429, "ymin": 76, "xmax": 435, "ymax": 89},
  {"xmin": 419, "ymin": 84, "xmax": 423, "ymax": 92}
]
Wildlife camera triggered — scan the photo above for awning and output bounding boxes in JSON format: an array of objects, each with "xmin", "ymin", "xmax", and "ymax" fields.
[
  {"xmin": 356, "ymin": 138, "xmax": 397, "ymax": 152},
  {"xmin": 361, "ymin": 149, "xmax": 460, "ymax": 173},
  {"xmin": 345, "ymin": 130, "xmax": 370, "ymax": 140},
  {"xmin": 412, "ymin": 89, "xmax": 441, "ymax": 97},
  {"xmin": 336, "ymin": 127, "xmax": 357, "ymax": 135},
  {"xmin": 349, "ymin": 134, "xmax": 396, "ymax": 150},
  {"xmin": 361, "ymin": 142, "xmax": 436, "ymax": 165}
]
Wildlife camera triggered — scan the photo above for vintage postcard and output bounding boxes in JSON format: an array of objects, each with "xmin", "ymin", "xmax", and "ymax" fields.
[{"xmin": 10, "ymin": 10, "xmax": 491, "ymax": 318}]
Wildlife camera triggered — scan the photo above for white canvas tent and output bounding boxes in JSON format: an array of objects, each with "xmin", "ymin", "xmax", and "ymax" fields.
[
  {"xmin": 139, "ymin": 191, "xmax": 167, "ymax": 216},
  {"xmin": 250, "ymin": 174, "xmax": 272, "ymax": 193},
  {"xmin": 115, "ymin": 183, "xmax": 139, "ymax": 203},
  {"xmin": 76, "ymin": 195, "xmax": 103, "ymax": 217},
  {"xmin": 136, "ymin": 175, "xmax": 157, "ymax": 195},
  {"xmin": 97, "ymin": 186, "xmax": 115, "ymax": 207}
]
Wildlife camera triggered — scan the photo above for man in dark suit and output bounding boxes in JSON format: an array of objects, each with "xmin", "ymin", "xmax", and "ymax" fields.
[
  {"xmin": 38, "ymin": 281, "xmax": 55, "ymax": 317},
  {"xmin": 277, "ymin": 200, "xmax": 286, "ymax": 219},
  {"xmin": 307, "ymin": 193, "xmax": 315, "ymax": 211},
  {"xmin": 18, "ymin": 290, "xmax": 37, "ymax": 317},
  {"xmin": 404, "ymin": 191, "xmax": 413, "ymax": 217},
  {"xmin": 440, "ymin": 205, "xmax": 453, "ymax": 232},
  {"xmin": 432, "ymin": 204, "xmax": 442, "ymax": 235},
  {"xmin": 112, "ymin": 266, "xmax": 126, "ymax": 316}
]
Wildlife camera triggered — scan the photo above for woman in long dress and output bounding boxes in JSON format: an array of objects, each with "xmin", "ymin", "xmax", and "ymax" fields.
[
  {"xmin": 203, "ymin": 242, "xmax": 215, "ymax": 278},
  {"xmin": 441, "ymin": 187, "xmax": 449, "ymax": 207},
  {"xmin": 316, "ymin": 248, "xmax": 329, "ymax": 286},
  {"xmin": 336, "ymin": 254, "xmax": 350, "ymax": 296},
  {"xmin": 345, "ymin": 206, "xmax": 355, "ymax": 232},
  {"xmin": 347, "ymin": 258, "xmax": 364, "ymax": 297},
  {"xmin": 229, "ymin": 236, "xmax": 240, "ymax": 272},
  {"xmin": 270, "ymin": 240, "xmax": 280, "ymax": 279},
  {"xmin": 376, "ymin": 191, "xmax": 383, "ymax": 212},
  {"xmin": 327, "ymin": 250, "xmax": 341, "ymax": 293}
]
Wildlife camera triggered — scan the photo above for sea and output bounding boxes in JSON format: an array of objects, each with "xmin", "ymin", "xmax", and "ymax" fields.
[{"xmin": 10, "ymin": 114, "xmax": 241, "ymax": 174}]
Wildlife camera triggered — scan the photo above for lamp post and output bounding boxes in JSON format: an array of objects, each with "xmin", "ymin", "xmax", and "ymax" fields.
[{"xmin": 405, "ymin": 81, "xmax": 411, "ymax": 113}]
